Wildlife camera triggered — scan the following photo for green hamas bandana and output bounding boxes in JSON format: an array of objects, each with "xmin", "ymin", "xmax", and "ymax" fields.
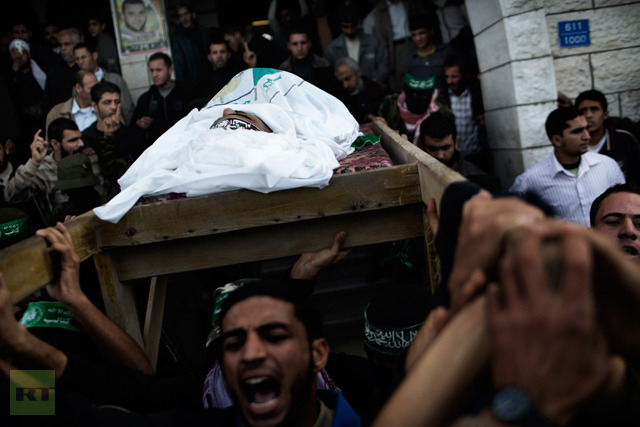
[
  {"xmin": 19, "ymin": 302, "xmax": 85, "ymax": 333},
  {"xmin": 404, "ymin": 73, "xmax": 435, "ymax": 91},
  {"xmin": 0, "ymin": 216, "xmax": 30, "ymax": 239}
]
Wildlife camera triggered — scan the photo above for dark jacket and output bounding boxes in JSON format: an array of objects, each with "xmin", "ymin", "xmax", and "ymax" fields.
[
  {"xmin": 279, "ymin": 54, "xmax": 337, "ymax": 95},
  {"xmin": 600, "ymin": 122, "xmax": 640, "ymax": 184},
  {"xmin": 132, "ymin": 83, "xmax": 192, "ymax": 146}
]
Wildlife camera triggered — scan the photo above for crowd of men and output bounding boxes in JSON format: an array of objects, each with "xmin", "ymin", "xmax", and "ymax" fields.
[{"xmin": 1, "ymin": 1, "xmax": 640, "ymax": 425}]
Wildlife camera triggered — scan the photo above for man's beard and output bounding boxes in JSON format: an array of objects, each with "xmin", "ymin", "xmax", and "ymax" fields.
[{"xmin": 279, "ymin": 362, "xmax": 316, "ymax": 427}]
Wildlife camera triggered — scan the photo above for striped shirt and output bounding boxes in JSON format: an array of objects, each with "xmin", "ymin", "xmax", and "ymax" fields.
[{"xmin": 510, "ymin": 151, "xmax": 625, "ymax": 226}]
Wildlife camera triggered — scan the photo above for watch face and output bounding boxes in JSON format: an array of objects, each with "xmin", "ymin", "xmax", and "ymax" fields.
[{"xmin": 492, "ymin": 387, "xmax": 530, "ymax": 423}]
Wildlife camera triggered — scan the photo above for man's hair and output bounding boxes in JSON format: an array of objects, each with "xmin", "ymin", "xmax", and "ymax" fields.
[
  {"xmin": 444, "ymin": 53, "xmax": 472, "ymax": 77},
  {"xmin": 222, "ymin": 22, "xmax": 246, "ymax": 37},
  {"xmin": 148, "ymin": 52, "xmax": 172, "ymax": 67},
  {"xmin": 419, "ymin": 111, "xmax": 457, "ymax": 141},
  {"xmin": 58, "ymin": 28, "xmax": 81, "ymax": 44},
  {"xmin": 545, "ymin": 107, "xmax": 582, "ymax": 140},
  {"xmin": 575, "ymin": 89, "xmax": 608, "ymax": 113},
  {"xmin": 48, "ymin": 118, "xmax": 79, "ymax": 143},
  {"xmin": 288, "ymin": 23, "xmax": 310, "ymax": 40},
  {"xmin": 87, "ymin": 14, "xmax": 108, "ymax": 25},
  {"xmin": 277, "ymin": 0, "xmax": 302, "ymax": 20},
  {"xmin": 123, "ymin": 0, "xmax": 145, "ymax": 10},
  {"xmin": 334, "ymin": 56, "xmax": 360, "ymax": 73},
  {"xmin": 218, "ymin": 280, "xmax": 323, "ymax": 346},
  {"xmin": 590, "ymin": 182, "xmax": 640, "ymax": 226},
  {"xmin": 74, "ymin": 69, "xmax": 95, "ymax": 87},
  {"xmin": 73, "ymin": 41, "xmax": 96, "ymax": 54},
  {"xmin": 90, "ymin": 81, "xmax": 120, "ymax": 104},
  {"xmin": 209, "ymin": 37, "xmax": 231, "ymax": 52},
  {"xmin": 409, "ymin": 12, "xmax": 437, "ymax": 32},
  {"xmin": 176, "ymin": 2, "xmax": 194, "ymax": 14}
]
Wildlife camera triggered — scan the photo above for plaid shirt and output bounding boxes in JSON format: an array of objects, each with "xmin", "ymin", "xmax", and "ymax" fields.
[{"xmin": 449, "ymin": 87, "xmax": 480, "ymax": 156}]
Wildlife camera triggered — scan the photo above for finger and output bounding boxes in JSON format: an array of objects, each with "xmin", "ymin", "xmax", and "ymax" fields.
[
  {"xmin": 331, "ymin": 231, "xmax": 347, "ymax": 252},
  {"xmin": 459, "ymin": 268, "xmax": 488, "ymax": 307},
  {"xmin": 244, "ymin": 42, "xmax": 250, "ymax": 52},
  {"xmin": 560, "ymin": 233, "xmax": 592, "ymax": 305},
  {"xmin": 486, "ymin": 282, "xmax": 504, "ymax": 320},
  {"xmin": 426, "ymin": 198, "xmax": 439, "ymax": 235},
  {"xmin": 498, "ymin": 252, "xmax": 524, "ymax": 307},
  {"xmin": 35, "ymin": 129, "xmax": 42, "ymax": 139},
  {"xmin": 511, "ymin": 232, "xmax": 548, "ymax": 304},
  {"xmin": 332, "ymin": 248, "xmax": 352, "ymax": 264},
  {"xmin": 55, "ymin": 222, "xmax": 73, "ymax": 245}
]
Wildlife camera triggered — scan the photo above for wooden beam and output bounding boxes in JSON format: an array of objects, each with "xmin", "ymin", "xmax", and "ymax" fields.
[
  {"xmin": 108, "ymin": 204, "xmax": 425, "ymax": 281},
  {"xmin": 143, "ymin": 275, "xmax": 168, "ymax": 372},
  {"xmin": 1, "ymin": 212, "xmax": 101, "ymax": 303},
  {"xmin": 93, "ymin": 253, "xmax": 144, "ymax": 347},
  {"xmin": 95, "ymin": 164, "xmax": 421, "ymax": 248},
  {"xmin": 370, "ymin": 119, "xmax": 465, "ymax": 207}
]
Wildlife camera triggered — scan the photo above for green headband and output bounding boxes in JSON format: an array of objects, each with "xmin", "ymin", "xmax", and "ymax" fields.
[
  {"xmin": 19, "ymin": 302, "xmax": 85, "ymax": 333},
  {"xmin": 0, "ymin": 216, "xmax": 30, "ymax": 239},
  {"xmin": 405, "ymin": 73, "xmax": 435, "ymax": 91}
]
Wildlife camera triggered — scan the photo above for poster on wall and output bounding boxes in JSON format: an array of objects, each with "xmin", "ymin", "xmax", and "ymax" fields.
[{"xmin": 111, "ymin": 0, "xmax": 170, "ymax": 57}]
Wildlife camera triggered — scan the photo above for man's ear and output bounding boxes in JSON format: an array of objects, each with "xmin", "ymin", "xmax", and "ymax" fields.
[
  {"xmin": 311, "ymin": 338, "xmax": 329, "ymax": 373},
  {"xmin": 550, "ymin": 134, "xmax": 563, "ymax": 148},
  {"xmin": 91, "ymin": 101, "xmax": 98, "ymax": 113},
  {"xmin": 603, "ymin": 110, "xmax": 609, "ymax": 121},
  {"xmin": 454, "ymin": 136, "xmax": 459, "ymax": 150},
  {"xmin": 92, "ymin": 52, "xmax": 98, "ymax": 62},
  {"xmin": 49, "ymin": 138, "xmax": 60, "ymax": 150}
]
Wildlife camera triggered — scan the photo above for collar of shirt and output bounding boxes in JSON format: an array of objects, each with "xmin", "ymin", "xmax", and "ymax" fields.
[
  {"xmin": 552, "ymin": 151, "xmax": 601, "ymax": 179},
  {"xmin": 95, "ymin": 67, "xmax": 104, "ymax": 82},
  {"xmin": 71, "ymin": 98, "xmax": 97, "ymax": 131},
  {"xmin": 449, "ymin": 87, "xmax": 470, "ymax": 99}
]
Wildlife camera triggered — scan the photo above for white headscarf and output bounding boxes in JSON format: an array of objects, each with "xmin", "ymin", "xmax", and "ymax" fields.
[{"xmin": 9, "ymin": 39, "xmax": 47, "ymax": 90}]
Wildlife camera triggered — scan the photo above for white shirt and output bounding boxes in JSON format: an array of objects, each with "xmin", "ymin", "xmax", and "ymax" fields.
[
  {"xmin": 386, "ymin": 0, "xmax": 411, "ymax": 40},
  {"xmin": 363, "ymin": 1, "xmax": 410, "ymax": 40},
  {"xmin": 345, "ymin": 37, "xmax": 360, "ymax": 63},
  {"xmin": 587, "ymin": 128, "xmax": 608, "ymax": 153},
  {"xmin": 95, "ymin": 67, "xmax": 105, "ymax": 82},
  {"xmin": 71, "ymin": 98, "xmax": 97, "ymax": 131},
  {"xmin": 510, "ymin": 151, "xmax": 625, "ymax": 226}
]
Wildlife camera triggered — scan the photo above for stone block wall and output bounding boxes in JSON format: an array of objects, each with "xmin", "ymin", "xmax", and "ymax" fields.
[
  {"xmin": 467, "ymin": 0, "xmax": 640, "ymax": 186},
  {"xmin": 546, "ymin": 1, "xmax": 640, "ymax": 120}
]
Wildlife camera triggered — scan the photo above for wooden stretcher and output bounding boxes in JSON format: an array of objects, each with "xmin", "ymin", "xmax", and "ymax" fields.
[{"xmin": 0, "ymin": 120, "xmax": 465, "ymax": 369}]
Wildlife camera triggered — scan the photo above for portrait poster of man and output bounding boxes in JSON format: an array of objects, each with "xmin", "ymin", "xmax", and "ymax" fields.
[{"xmin": 112, "ymin": 0, "xmax": 169, "ymax": 55}]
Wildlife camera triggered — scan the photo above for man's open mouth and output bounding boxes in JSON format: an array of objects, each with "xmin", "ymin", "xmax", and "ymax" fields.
[
  {"xmin": 242, "ymin": 376, "xmax": 281, "ymax": 408},
  {"xmin": 622, "ymin": 245, "xmax": 639, "ymax": 256}
]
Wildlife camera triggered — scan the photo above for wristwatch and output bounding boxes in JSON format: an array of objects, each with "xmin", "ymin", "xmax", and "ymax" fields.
[{"xmin": 491, "ymin": 387, "xmax": 554, "ymax": 426}]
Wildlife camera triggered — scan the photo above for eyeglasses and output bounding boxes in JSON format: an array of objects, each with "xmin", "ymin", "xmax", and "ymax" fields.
[{"xmin": 210, "ymin": 117, "xmax": 260, "ymax": 131}]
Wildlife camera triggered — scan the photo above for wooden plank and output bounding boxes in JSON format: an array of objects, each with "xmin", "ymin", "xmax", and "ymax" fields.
[
  {"xmin": 1, "ymin": 212, "xmax": 101, "ymax": 303},
  {"xmin": 93, "ymin": 253, "xmax": 144, "ymax": 347},
  {"xmin": 422, "ymin": 205, "xmax": 441, "ymax": 294},
  {"xmin": 95, "ymin": 164, "xmax": 421, "ymax": 248},
  {"xmin": 143, "ymin": 275, "xmax": 168, "ymax": 372},
  {"xmin": 107, "ymin": 204, "xmax": 425, "ymax": 281},
  {"xmin": 370, "ymin": 119, "xmax": 465, "ymax": 207}
]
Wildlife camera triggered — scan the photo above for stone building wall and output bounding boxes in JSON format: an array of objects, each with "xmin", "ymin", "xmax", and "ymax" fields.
[{"xmin": 466, "ymin": 0, "xmax": 640, "ymax": 186}]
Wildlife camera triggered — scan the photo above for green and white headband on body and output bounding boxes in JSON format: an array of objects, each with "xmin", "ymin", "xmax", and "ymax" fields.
[
  {"xmin": 404, "ymin": 73, "xmax": 435, "ymax": 91},
  {"xmin": 19, "ymin": 301, "xmax": 84, "ymax": 333}
]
